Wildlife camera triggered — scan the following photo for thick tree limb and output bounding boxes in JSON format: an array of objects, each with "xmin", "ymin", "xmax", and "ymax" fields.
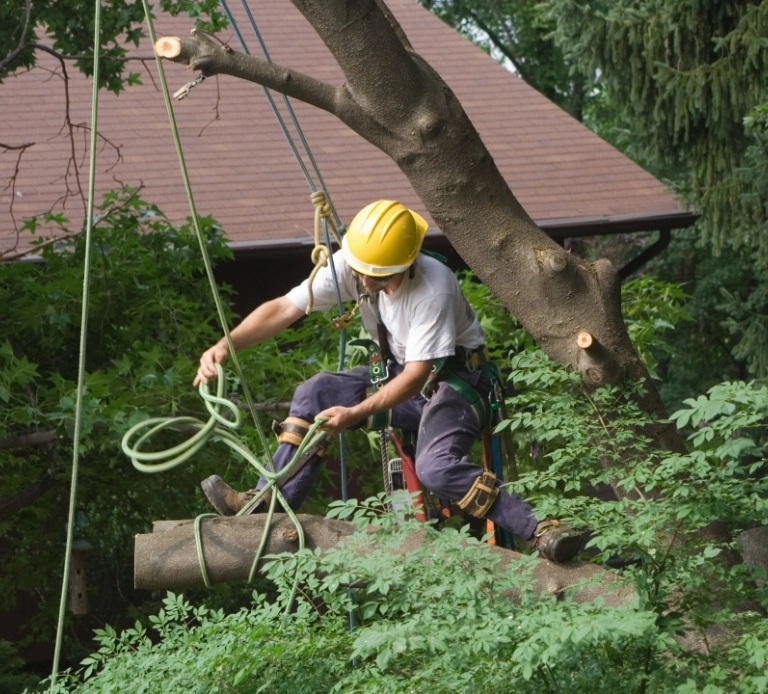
[
  {"xmin": 0, "ymin": 474, "xmax": 55, "ymax": 520},
  {"xmin": 0, "ymin": 430, "xmax": 56, "ymax": 450},
  {"xmin": 156, "ymin": 32, "xmax": 340, "ymax": 117},
  {"xmin": 134, "ymin": 514, "xmax": 632, "ymax": 606}
]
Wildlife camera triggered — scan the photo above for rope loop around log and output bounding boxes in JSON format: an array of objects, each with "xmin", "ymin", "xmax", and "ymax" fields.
[{"xmin": 121, "ymin": 363, "xmax": 327, "ymax": 594}]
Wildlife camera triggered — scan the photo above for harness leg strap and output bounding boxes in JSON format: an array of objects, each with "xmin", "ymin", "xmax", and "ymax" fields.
[
  {"xmin": 272, "ymin": 416, "xmax": 314, "ymax": 447},
  {"xmin": 271, "ymin": 416, "xmax": 333, "ymax": 481},
  {"xmin": 457, "ymin": 470, "xmax": 500, "ymax": 519}
]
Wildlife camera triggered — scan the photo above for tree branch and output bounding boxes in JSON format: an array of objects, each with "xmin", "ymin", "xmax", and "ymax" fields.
[
  {"xmin": 0, "ymin": 430, "xmax": 56, "ymax": 450},
  {"xmin": 1, "ymin": 141, "xmax": 34, "ymax": 237},
  {"xmin": 155, "ymin": 31, "xmax": 340, "ymax": 115},
  {"xmin": 0, "ymin": 474, "xmax": 56, "ymax": 520},
  {"xmin": 0, "ymin": 0, "xmax": 33, "ymax": 74},
  {"xmin": 290, "ymin": 0, "xmax": 425, "ymax": 124},
  {"xmin": 0, "ymin": 184, "xmax": 142, "ymax": 263},
  {"xmin": 467, "ymin": 10, "xmax": 529, "ymax": 82},
  {"xmin": 135, "ymin": 514, "xmax": 633, "ymax": 607},
  {"xmin": 371, "ymin": 0, "xmax": 414, "ymax": 52}
]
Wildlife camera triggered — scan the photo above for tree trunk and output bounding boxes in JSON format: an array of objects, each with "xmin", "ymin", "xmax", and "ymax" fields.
[
  {"xmin": 134, "ymin": 514, "xmax": 632, "ymax": 606},
  {"xmin": 154, "ymin": 0, "xmax": 683, "ymax": 455}
]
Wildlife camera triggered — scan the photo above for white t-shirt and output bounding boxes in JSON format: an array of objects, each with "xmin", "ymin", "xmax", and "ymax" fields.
[{"xmin": 285, "ymin": 251, "xmax": 485, "ymax": 364}]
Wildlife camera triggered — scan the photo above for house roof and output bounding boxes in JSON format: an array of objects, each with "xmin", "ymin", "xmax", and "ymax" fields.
[{"xmin": 0, "ymin": 0, "xmax": 694, "ymax": 260}]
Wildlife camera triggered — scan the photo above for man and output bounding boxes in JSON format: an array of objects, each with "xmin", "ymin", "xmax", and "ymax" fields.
[{"xmin": 195, "ymin": 200, "xmax": 580, "ymax": 563}]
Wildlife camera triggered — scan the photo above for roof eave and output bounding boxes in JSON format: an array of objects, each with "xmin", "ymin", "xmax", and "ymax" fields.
[
  {"xmin": 539, "ymin": 208, "xmax": 698, "ymax": 242},
  {"xmin": 227, "ymin": 208, "xmax": 699, "ymax": 256}
]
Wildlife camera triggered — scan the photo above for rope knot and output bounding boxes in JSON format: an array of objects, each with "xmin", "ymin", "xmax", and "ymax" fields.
[
  {"xmin": 311, "ymin": 245, "xmax": 329, "ymax": 266},
  {"xmin": 310, "ymin": 191, "xmax": 331, "ymax": 219}
]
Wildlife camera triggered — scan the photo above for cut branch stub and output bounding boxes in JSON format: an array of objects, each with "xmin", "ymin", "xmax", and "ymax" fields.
[
  {"xmin": 576, "ymin": 331, "xmax": 619, "ymax": 387},
  {"xmin": 155, "ymin": 37, "xmax": 182, "ymax": 60},
  {"xmin": 547, "ymin": 250, "xmax": 568, "ymax": 273}
]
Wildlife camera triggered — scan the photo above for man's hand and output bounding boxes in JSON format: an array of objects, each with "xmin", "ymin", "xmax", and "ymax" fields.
[
  {"xmin": 316, "ymin": 406, "xmax": 361, "ymax": 435},
  {"xmin": 194, "ymin": 341, "xmax": 229, "ymax": 386}
]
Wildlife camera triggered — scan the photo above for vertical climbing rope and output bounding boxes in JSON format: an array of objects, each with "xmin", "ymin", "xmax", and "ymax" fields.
[
  {"xmin": 49, "ymin": 0, "xmax": 101, "ymax": 687},
  {"xmin": 140, "ymin": 0, "xmax": 275, "ymax": 471}
]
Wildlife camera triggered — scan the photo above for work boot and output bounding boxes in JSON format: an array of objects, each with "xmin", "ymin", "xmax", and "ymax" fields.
[
  {"xmin": 201, "ymin": 475, "xmax": 263, "ymax": 516},
  {"xmin": 527, "ymin": 519, "xmax": 583, "ymax": 563}
]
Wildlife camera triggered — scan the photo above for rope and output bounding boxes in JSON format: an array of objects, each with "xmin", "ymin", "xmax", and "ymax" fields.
[
  {"xmin": 141, "ymin": 0, "xmax": 275, "ymax": 474},
  {"xmin": 50, "ymin": 0, "xmax": 101, "ymax": 686},
  {"xmin": 218, "ymin": 0, "xmax": 342, "ymax": 229},
  {"xmin": 213, "ymin": 2, "xmax": 357, "ymax": 631},
  {"xmin": 213, "ymin": 0, "xmax": 354, "ymax": 502},
  {"xmin": 306, "ymin": 191, "xmax": 342, "ymax": 314},
  {"xmin": 134, "ymin": 2, "xmax": 355, "ymax": 611},
  {"xmin": 122, "ymin": 364, "xmax": 325, "ymax": 591}
]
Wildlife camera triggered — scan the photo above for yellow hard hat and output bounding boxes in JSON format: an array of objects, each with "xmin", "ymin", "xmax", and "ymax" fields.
[{"xmin": 342, "ymin": 200, "xmax": 429, "ymax": 276}]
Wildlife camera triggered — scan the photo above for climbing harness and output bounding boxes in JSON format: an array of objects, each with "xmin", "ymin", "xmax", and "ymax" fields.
[{"xmin": 347, "ymin": 259, "xmax": 519, "ymax": 547}]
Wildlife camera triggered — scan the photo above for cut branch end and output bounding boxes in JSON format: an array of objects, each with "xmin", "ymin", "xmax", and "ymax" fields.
[
  {"xmin": 155, "ymin": 37, "xmax": 182, "ymax": 59},
  {"xmin": 576, "ymin": 331, "xmax": 593, "ymax": 350}
]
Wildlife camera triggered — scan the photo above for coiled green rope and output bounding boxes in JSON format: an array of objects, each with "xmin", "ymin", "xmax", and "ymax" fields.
[
  {"xmin": 122, "ymin": 363, "xmax": 328, "ymax": 590},
  {"xmin": 128, "ymin": 1, "xmax": 328, "ymax": 604}
]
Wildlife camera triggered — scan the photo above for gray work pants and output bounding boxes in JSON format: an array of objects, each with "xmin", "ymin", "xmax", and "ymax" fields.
[{"xmin": 261, "ymin": 364, "xmax": 538, "ymax": 540}]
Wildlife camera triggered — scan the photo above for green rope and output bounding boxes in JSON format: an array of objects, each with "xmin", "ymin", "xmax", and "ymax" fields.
[
  {"xmin": 134, "ymin": 3, "xmax": 332, "ymax": 605},
  {"xmin": 122, "ymin": 365, "xmax": 325, "ymax": 593},
  {"xmin": 50, "ymin": 0, "xmax": 102, "ymax": 687},
  {"xmin": 140, "ymin": 0, "xmax": 274, "ymax": 473}
]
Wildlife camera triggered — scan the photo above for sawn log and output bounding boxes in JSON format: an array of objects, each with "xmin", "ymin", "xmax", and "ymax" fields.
[{"xmin": 135, "ymin": 514, "xmax": 633, "ymax": 606}]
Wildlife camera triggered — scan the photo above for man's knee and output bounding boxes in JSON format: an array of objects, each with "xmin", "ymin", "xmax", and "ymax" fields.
[
  {"xmin": 294, "ymin": 370, "xmax": 335, "ymax": 398},
  {"xmin": 292, "ymin": 371, "xmax": 341, "ymax": 415},
  {"xmin": 414, "ymin": 453, "xmax": 450, "ymax": 494}
]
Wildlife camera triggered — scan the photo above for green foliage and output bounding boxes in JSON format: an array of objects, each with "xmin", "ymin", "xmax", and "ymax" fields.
[
  {"xmin": 0, "ymin": 640, "xmax": 39, "ymax": 694},
  {"xmin": 418, "ymin": 0, "xmax": 592, "ymax": 119},
  {"xmin": 0, "ymin": 0, "xmax": 227, "ymax": 93},
  {"xmin": 620, "ymin": 276, "xmax": 692, "ymax": 380},
  {"xmin": 45, "ymin": 270, "xmax": 768, "ymax": 694},
  {"xmin": 540, "ymin": 0, "xmax": 768, "ymax": 263},
  {"xmin": 0, "ymin": 188, "xmax": 238, "ymax": 644},
  {"xmin": 0, "ymin": 188, "xmax": 386, "ymax": 651},
  {"xmin": 645, "ymin": 228, "xmax": 768, "ymax": 410},
  {"xmin": 49, "ymin": 419, "xmax": 768, "ymax": 694}
]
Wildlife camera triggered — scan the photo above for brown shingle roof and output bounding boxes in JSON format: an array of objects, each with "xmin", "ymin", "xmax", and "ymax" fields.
[{"xmin": 0, "ymin": 0, "xmax": 692, "ymax": 257}]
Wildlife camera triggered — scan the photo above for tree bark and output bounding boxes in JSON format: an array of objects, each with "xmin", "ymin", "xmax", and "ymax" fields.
[
  {"xmin": 154, "ymin": 0, "xmax": 683, "ymax": 456},
  {"xmin": 0, "ymin": 473, "xmax": 55, "ymax": 520},
  {"xmin": 0, "ymin": 429, "xmax": 56, "ymax": 450},
  {"xmin": 134, "ymin": 514, "xmax": 632, "ymax": 606}
]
